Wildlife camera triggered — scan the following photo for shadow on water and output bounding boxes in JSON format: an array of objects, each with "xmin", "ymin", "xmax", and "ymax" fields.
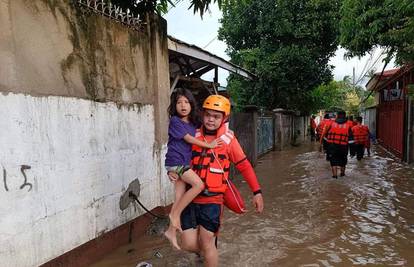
[{"xmin": 90, "ymin": 144, "xmax": 414, "ymax": 267}]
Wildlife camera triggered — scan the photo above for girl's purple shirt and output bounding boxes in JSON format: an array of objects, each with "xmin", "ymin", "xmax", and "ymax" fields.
[{"xmin": 165, "ymin": 116, "xmax": 197, "ymax": 167}]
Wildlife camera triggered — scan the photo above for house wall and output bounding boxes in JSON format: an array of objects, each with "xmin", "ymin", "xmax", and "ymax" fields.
[{"xmin": 0, "ymin": 1, "xmax": 171, "ymax": 266}]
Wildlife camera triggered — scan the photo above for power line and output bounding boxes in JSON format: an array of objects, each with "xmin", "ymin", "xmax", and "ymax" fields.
[
  {"xmin": 359, "ymin": 49, "xmax": 394, "ymax": 106},
  {"xmin": 355, "ymin": 53, "xmax": 373, "ymax": 84},
  {"xmin": 203, "ymin": 36, "xmax": 217, "ymax": 49},
  {"xmin": 355, "ymin": 49, "xmax": 385, "ymax": 85}
]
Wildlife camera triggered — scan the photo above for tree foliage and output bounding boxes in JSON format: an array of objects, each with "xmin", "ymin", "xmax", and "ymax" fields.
[
  {"xmin": 311, "ymin": 78, "xmax": 374, "ymax": 115},
  {"xmin": 109, "ymin": 0, "xmax": 227, "ymax": 16},
  {"xmin": 218, "ymin": 0, "xmax": 341, "ymax": 113},
  {"xmin": 339, "ymin": 0, "xmax": 414, "ymax": 64}
]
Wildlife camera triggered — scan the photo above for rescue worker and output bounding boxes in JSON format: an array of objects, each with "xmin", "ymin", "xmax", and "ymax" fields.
[
  {"xmin": 351, "ymin": 116, "xmax": 370, "ymax": 161},
  {"xmin": 310, "ymin": 115, "xmax": 317, "ymax": 141},
  {"xmin": 320, "ymin": 110, "xmax": 354, "ymax": 178},
  {"xmin": 173, "ymin": 95, "xmax": 264, "ymax": 267},
  {"xmin": 317, "ymin": 114, "xmax": 333, "ymax": 160},
  {"xmin": 347, "ymin": 116, "xmax": 357, "ymax": 158}
]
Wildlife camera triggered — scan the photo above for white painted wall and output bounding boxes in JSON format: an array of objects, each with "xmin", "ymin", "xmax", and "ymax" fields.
[{"xmin": 0, "ymin": 93, "xmax": 171, "ymax": 267}]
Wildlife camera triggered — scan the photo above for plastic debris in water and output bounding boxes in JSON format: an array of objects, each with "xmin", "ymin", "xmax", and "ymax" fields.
[
  {"xmin": 154, "ymin": 251, "xmax": 163, "ymax": 258},
  {"xmin": 136, "ymin": 262, "xmax": 152, "ymax": 267}
]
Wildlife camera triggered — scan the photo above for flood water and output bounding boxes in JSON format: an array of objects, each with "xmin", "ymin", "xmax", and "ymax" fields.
[{"xmin": 90, "ymin": 144, "xmax": 414, "ymax": 267}]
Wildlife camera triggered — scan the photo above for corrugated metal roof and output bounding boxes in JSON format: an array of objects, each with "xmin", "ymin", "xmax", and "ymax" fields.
[{"xmin": 167, "ymin": 35, "xmax": 256, "ymax": 80}]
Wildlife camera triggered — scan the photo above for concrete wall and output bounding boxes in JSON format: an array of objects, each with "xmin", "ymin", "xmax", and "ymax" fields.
[
  {"xmin": 364, "ymin": 108, "xmax": 377, "ymax": 139},
  {"xmin": 274, "ymin": 112, "xmax": 293, "ymax": 150},
  {"xmin": 274, "ymin": 111, "xmax": 309, "ymax": 149},
  {"xmin": 0, "ymin": 1, "xmax": 171, "ymax": 266},
  {"xmin": 231, "ymin": 109, "xmax": 309, "ymax": 162},
  {"xmin": 293, "ymin": 115, "xmax": 309, "ymax": 144},
  {"xmin": 230, "ymin": 111, "xmax": 258, "ymax": 165}
]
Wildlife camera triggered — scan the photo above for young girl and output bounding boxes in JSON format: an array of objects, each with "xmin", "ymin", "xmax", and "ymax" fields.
[{"xmin": 164, "ymin": 88, "xmax": 221, "ymax": 250}]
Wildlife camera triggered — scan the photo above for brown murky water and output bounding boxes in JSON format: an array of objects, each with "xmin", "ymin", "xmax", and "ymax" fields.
[{"xmin": 90, "ymin": 144, "xmax": 414, "ymax": 267}]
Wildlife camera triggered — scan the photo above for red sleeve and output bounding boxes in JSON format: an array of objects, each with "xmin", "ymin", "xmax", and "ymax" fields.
[
  {"xmin": 228, "ymin": 137, "xmax": 261, "ymax": 193},
  {"xmin": 236, "ymin": 160, "xmax": 261, "ymax": 193}
]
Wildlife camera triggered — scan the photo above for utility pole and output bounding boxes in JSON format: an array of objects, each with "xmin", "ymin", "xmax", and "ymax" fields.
[{"xmin": 352, "ymin": 67, "xmax": 356, "ymax": 89}]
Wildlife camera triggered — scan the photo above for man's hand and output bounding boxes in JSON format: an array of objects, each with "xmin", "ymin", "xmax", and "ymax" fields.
[
  {"xmin": 253, "ymin": 193, "xmax": 264, "ymax": 213},
  {"xmin": 167, "ymin": 171, "xmax": 179, "ymax": 182}
]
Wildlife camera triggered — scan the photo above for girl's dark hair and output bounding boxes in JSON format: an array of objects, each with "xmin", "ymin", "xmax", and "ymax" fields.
[{"xmin": 168, "ymin": 88, "xmax": 200, "ymax": 125}]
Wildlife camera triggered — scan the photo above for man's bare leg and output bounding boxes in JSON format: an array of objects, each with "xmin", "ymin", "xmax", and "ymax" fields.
[
  {"xmin": 180, "ymin": 228, "xmax": 200, "ymax": 253},
  {"xmin": 340, "ymin": 166, "xmax": 346, "ymax": 176},
  {"xmin": 199, "ymin": 226, "xmax": 218, "ymax": 267},
  {"xmin": 331, "ymin": 166, "xmax": 338, "ymax": 178}
]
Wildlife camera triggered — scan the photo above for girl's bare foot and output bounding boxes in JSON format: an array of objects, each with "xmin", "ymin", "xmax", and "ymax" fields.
[
  {"xmin": 164, "ymin": 225, "xmax": 181, "ymax": 250},
  {"xmin": 169, "ymin": 214, "xmax": 182, "ymax": 232}
]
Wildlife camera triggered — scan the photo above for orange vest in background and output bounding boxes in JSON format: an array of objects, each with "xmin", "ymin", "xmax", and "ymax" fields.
[
  {"xmin": 352, "ymin": 125, "xmax": 369, "ymax": 145},
  {"xmin": 317, "ymin": 119, "xmax": 331, "ymax": 136},
  {"xmin": 310, "ymin": 119, "xmax": 317, "ymax": 129},
  {"xmin": 346, "ymin": 120, "xmax": 354, "ymax": 128},
  {"xmin": 327, "ymin": 122, "xmax": 351, "ymax": 145}
]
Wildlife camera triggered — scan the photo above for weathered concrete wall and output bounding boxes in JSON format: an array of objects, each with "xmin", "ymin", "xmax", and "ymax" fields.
[
  {"xmin": 293, "ymin": 116, "xmax": 308, "ymax": 144},
  {"xmin": 274, "ymin": 112, "xmax": 293, "ymax": 150},
  {"xmin": 230, "ymin": 111, "xmax": 258, "ymax": 165},
  {"xmin": 0, "ymin": 1, "xmax": 171, "ymax": 266},
  {"xmin": 0, "ymin": 0, "xmax": 164, "ymax": 104},
  {"xmin": 274, "ymin": 111, "xmax": 309, "ymax": 149}
]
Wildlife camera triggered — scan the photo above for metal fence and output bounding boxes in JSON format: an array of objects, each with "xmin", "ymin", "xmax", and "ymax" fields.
[
  {"xmin": 257, "ymin": 116, "xmax": 274, "ymax": 156},
  {"xmin": 230, "ymin": 109, "xmax": 309, "ymax": 166}
]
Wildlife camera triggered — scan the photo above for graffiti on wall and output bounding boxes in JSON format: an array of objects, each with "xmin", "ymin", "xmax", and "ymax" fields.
[{"xmin": 2, "ymin": 165, "xmax": 33, "ymax": 192}]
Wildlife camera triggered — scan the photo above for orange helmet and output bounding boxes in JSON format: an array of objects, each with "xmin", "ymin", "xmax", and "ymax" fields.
[{"xmin": 202, "ymin": 95, "xmax": 231, "ymax": 116}]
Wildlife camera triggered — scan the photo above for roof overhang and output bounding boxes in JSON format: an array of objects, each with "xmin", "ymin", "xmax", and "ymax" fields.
[
  {"xmin": 365, "ymin": 66, "xmax": 413, "ymax": 91},
  {"xmin": 167, "ymin": 35, "xmax": 256, "ymax": 81}
]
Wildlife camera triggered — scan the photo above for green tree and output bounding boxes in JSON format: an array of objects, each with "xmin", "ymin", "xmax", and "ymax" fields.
[
  {"xmin": 219, "ymin": 0, "xmax": 341, "ymax": 113},
  {"xmin": 109, "ymin": 0, "xmax": 227, "ymax": 16},
  {"xmin": 311, "ymin": 78, "xmax": 373, "ymax": 115},
  {"xmin": 340, "ymin": 0, "xmax": 414, "ymax": 64}
]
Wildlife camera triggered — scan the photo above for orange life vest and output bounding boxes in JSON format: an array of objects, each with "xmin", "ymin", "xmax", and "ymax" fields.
[
  {"xmin": 346, "ymin": 120, "xmax": 354, "ymax": 128},
  {"xmin": 191, "ymin": 124, "xmax": 234, "ymax": 194},
  {"xmin": 310, "ymin": 118, "xmax": 317, "ymax": 129},
  {"xmin": 316, "ymin": 119, "xmax": 329, "ymax": 136},
  {"xmin": 352, "ymin": 125, "xmax": 369, "ymax": 145},
  {"xmin": 327, "ymin": 122, "xmax": 351, "ymax": 145}
]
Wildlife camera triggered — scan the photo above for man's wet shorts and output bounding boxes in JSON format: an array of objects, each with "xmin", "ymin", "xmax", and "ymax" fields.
[
  {"xmin": 328, "ymin": 143, "xmax": 348, "ymax": 167},
  {"xmin": 181, "ymin": 203, "xmax": 221, "ymax": 233}
]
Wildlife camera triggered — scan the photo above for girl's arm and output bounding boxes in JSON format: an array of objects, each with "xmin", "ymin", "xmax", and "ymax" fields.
[{"xmin": 183, "ymin": 134, "xmax": 221, "ymax": 149}]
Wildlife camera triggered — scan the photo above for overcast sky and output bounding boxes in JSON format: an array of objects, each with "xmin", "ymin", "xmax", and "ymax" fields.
[{"xmin": 165, "ymin": 1, "xmax": 394, "ymax": 87}]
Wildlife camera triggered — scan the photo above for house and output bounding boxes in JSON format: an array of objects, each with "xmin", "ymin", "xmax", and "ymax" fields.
[{"xmin": 366, "ymin": 66, "xmax": 414, "ymax": 162}]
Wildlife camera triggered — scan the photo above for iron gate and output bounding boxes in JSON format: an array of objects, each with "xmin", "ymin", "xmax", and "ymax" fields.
[{"xmin": 257, "ymin": 116, "xmax": 274, "ymax": 156}]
